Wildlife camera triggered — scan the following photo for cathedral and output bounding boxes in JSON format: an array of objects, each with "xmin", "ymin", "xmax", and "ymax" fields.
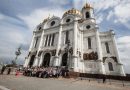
[{"xmin": 24, "ymin": 3, "xmax": 125, "ymax": 76}]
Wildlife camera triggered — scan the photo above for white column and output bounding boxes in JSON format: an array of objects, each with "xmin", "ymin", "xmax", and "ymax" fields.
[
  {"xmin": 38, "ymin": 52, "xmax": 44, "ymax": 66},
  {"xmin": 24, "ymin": 57, "xmax": 29, "ymax": 67},
  {"xmin": 24, "ymin": 56, "xmax": 31, "ymax": 67},
  {"xmin": 54, "ymin": 24, "xmax": 62, "ymax": 66},
  {"xmin": 34, "ymin": 29, "xmax": 44, "ymax": 67},
  {"xmin": 73, "ymin": 19, "xmax": 78, "ymax": 72},
  {"xmin": 81, "ymin": 31, "xmax": 84, "ymax": 59},
  {"xmin": 50, "ymin": 34, "xmax": 53, "ymax": 46},
  {"xmin": 110, "ymin": 30, "xmax": 120, "ymax": 63},
  {"xmin": 110, "ymin": 30, "xmax": 125, "ymax": 76},
  {"xmin": 33, "ymin": 56, "xmax": 39, "ymax": 67},
  {"xmin": 29, "ymin": 33, "xmax": 35, "ymax": 51},
  {"xmin": 95, "ymin": 29, "xmax": 106, "ymax": 74}
]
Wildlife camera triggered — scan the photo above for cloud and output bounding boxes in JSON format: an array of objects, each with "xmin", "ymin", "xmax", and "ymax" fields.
[
  {"xmin": 0, "ymin": 13, "xmax": 4, "ymax": 20},
  {"xmin": 117, "ymin": 36, "xmax": 130, "ymax": 45},
  {"xmin": 49, "ymin": 0, "xmax": 70, "ymax": 5},
  {"xmin": 96, "ymin": 14, "xmax": 104, "ymax": 24},
  {"xmin": 73, "ymin": 0, "xmax": 100, "ymax": 9},
  {"xmin": 0, "ymin": 13, "xmax": 31, "ymax": 64},
  {"xmin": 73, "ymin": 0, "xmax": 85, "ymax": 9},
  {"xmin": 114, "ymin": 2, "xmax": 130, "ymax": 28},
  {"xmin": 117, "ymin": 36, "xmax": 130, "ymax": 73},
  {"xmin": 106, "ymin": 11, "xmax": 114, "ymax": 20},
  {"xmin": 94, "ymin": 0, "xmax": 130, "ymax": 29},
  {"xmin": 18, "ymin": 7, "xmax": 66, "ymax": 31},
  {"xmin": 0, "ymin": 6, "xmax": 66, "ymax": 64},
  {"xmin": 94, "ymin": 0, "xmax": 118, "ymax": 12}
]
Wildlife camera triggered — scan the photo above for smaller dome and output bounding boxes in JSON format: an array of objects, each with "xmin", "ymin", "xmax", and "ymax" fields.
[
  {"xmin": 63, "ymin": 8, "xmax": 82, "ymax": 17},
  {"xmin": 82, "ymin": 3, "xmax": 93, "ymax": 9}
]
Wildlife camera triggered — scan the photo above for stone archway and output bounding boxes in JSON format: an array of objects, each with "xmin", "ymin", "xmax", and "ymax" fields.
[
  {"xmin": 29, "ymin": 55, "xmax": 35, "ymax": 67},
  {"xmin": 61, "ymin": 53, "xmax": 68, "ymax": 66},
  {"xmin": 42, "ymin": 53, "xmax": 51, "ymax": 67}
]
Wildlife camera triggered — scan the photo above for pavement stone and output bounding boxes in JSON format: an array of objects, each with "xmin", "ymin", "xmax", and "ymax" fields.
[{"xmin": 0, "ymin": 75, "xmax": 130, "ymax": 90}]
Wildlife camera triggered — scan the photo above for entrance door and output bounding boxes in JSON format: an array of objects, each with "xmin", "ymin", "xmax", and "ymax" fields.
[
  {"xmin": 42, "ymin": 53, "xmax": 51, "ymax": 67},
  {"xmin": 29, "ymin": 55, "xmax": 35, "ymax": 67},
  {"xmin": 61, "ymin": 53, "xmax": 68, "ymax": 66}
]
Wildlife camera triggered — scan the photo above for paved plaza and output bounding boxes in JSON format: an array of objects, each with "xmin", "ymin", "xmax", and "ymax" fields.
[{"xmin": 0, "ymin": 75, "xmax": 130, "ymax": 90}]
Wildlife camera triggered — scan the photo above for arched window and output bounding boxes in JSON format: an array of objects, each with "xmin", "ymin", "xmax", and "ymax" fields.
[
  {"xmin": 44, "ymin": 35, "xmax": 48, "ymax": 47},
  {"xmin": 28, "ymin": 55, "xmax": 35, "ymax": 68},
  {"xmin": 86, "ymin": 12, "xmax": 90, "ymax": 18},
  {"xmin": 66, "ymin": 18, "xmax": 70, "ymax": 23},
  {"xmin": 108, "ymin": 62, "xmax": 114, "ymax": 71},
  {"xmin": 88, "ymin": 37, "xmax": 91, "ymax": 49},
  {"xmin": 105, "ymin": 42, "xmax": 110, "ymax": 53},
  {"xmin": 61, "ymin": 53, "xmax": 68, "ymax": 66},
  {"xmin": 39, "ymin": 27, "xmax": 41, "ymax": 30},
  {"xmin": 51, "ymin": 34, "xmax": 55, "ymax": 46},
  {"xmin": 42, "ymin": 53, "xmax": 51, "ymax": 67},
  {"xmin": 34, "ymin": 37, "xmax": 39, "ymax": 48},
  {"xmin": 86, "ymin": 25, "xmax": 91, "ymax": 29},
  {"xmin": 51, "ymin": 21, "xmax": 55, "ymax": 26},
  {"xmin": 48, "ymin": 35, "xmax": 52, "ymax": 46},
  {"xmin": 65, "ymin": 31, "xmax": 69, "ymax": 44}
]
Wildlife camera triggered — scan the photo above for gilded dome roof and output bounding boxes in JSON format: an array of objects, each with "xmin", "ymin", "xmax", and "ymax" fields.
[
  {"xmin": 63, "ymin": 8, "xmax": 82, "ymax": 17},
  {"xmin": 82, "ymin": 3, "xmax": 93, "ymax": 9}
]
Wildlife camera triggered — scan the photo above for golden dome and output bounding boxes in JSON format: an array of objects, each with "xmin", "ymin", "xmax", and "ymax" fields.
[
  {"xmin": 63, "ymin": 8, "xmax": 82, "ymax": 17},
  {"xmin": 82, "ymin": 3, "xmax": 93, "ymax": 9}
]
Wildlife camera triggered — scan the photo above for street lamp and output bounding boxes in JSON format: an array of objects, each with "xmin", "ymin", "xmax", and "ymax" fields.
[{"xmin": 14, "ymin": 47, "xmax": 21, "ymax": 65}]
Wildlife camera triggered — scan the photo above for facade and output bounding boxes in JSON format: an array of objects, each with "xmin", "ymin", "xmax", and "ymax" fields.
[{"xmin": 24, "ymin": 3, "xmax": 125, "ymax": 76}]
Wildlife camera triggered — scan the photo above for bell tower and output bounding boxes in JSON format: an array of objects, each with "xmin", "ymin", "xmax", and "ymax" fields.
[{"xmin": 81, "ymin": 3, "xmax": 94, "ymax": 19}]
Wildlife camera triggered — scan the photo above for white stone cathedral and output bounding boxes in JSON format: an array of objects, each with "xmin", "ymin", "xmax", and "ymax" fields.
[{"xmin": 24, "ymin": 3, "xmax": 125, "ymax": 76}]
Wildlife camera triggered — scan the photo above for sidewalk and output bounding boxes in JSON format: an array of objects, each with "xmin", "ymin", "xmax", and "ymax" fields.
[
  {"xmin": 0, "ymin": 85, "xmax": 11, "ymax": 90},
  {"xmin": 0, "ymin": 75, "xmax": 130, "ymax": 90}
]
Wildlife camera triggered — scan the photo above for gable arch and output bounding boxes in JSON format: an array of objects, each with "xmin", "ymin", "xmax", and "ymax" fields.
[
  {"xmin": 104, "ymin": 57, "xmax": 116, "ymax": 72},
  {"xmin": 61, "ymin": 15, "xmax": 75, "ymax": 24},
  {"xmin": 44, "ymin": 16, "xmax": 61, "ymax": 29}
]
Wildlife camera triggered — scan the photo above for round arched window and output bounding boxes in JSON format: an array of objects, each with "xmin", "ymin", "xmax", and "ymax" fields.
[
  {"xmin": 66, "ymin": 18, "xmax": 70, "ymax": 23},
  {"xmin": 86, "ymin": 25, "xmax": 91, "ymax": 29},
  {"xmin": 86, "ymin": 12, "xmax": 90, "ymax": 18},
  {"xmin": 108, "ymin": 62, "xmax": 114, "ymax": 71},
  {"xmin": 50, "ymin": 21, "xmax": 55, "ymax": 26},
  {"xmin": 39, "ymin": 27, "xmax": 41, "ymax": 30}
]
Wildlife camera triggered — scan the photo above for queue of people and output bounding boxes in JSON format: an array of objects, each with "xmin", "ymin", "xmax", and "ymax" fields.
[
  {"xmin": 0, "ymin": 66, "xmax": 11, "ymax": 75},
  {"xmin": 23, "ymin": 66, "xmax": 69, "ymax": 78}
]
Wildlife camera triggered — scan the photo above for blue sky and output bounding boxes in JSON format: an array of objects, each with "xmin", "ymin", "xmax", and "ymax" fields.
[{"xmin": 0, "ymin": 0, "xmax": 130, "ymax": 73}]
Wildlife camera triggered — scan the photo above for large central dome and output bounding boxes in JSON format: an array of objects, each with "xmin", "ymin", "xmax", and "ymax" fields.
[{"xmin": 63, "ymin": 8, "xmax": 82, "ymax": 17}]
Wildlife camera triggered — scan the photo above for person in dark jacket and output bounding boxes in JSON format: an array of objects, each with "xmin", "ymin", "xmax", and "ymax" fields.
[
  {"xmin": 103, "ymin": 75, "xmax": 106, "ymax": 83},
  {"xmin": 1, "ymin": 66, "xmax": 6, "ymax": 74},
  {"xmin": 7, "ymin": 68, "xmax": 11, "ymax": 75}
]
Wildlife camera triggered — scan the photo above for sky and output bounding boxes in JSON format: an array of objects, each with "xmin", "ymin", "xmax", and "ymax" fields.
[{"xmin": 0, "ymin": 0, "xmax": 130, "ymax": 73}]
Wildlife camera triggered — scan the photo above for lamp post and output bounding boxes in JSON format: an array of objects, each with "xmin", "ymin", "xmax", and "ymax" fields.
[{"xmin": 14, "ymin": 47, "xmax": 21, "ymax": 65}]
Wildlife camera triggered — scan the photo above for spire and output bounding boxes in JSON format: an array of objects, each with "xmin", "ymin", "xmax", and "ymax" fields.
[{"xmin": 82, "ymin": 2, "xmax": 93, "ymax": 9}]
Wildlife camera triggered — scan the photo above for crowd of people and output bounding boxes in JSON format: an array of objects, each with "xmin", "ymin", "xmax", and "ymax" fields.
[
  {"xmin": 23, "ymin": 66, "xmax": 70, "ymax": 78},
  {"xmin": 0, "ymin": 65, "xmax": 11, "ymax": 75}
]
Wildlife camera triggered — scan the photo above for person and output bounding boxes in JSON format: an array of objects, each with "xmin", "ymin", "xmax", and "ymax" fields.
[
  {"xmin": 15, "ymin": 69, "xmax": 20, "ymax": 76},
  {"xmin": 7, "ymin": 67, "xmax": 11, "ymax": 75},
  {"xmin": 52, "ymin": 68, "xmax": 57, "ymax": 78},
  {"xmin": 103, "ymin": 75, "xmax": 106, "ymax": 83},
  {"xmin": 1, "ymin": 65, "xmax": 6, "ymax": 74}
]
